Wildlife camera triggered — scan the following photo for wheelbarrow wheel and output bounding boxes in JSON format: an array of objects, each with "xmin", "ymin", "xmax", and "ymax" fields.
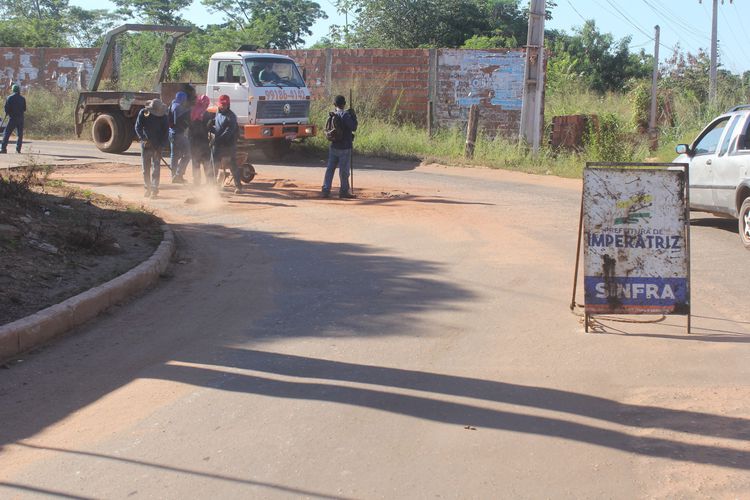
[{"xmin": 240, "ymin": 163, "xmax": 256, "ymax": 184}]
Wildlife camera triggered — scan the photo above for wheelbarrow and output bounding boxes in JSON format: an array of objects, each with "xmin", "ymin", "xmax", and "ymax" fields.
[{"xmin": 211, "ymin": 148, "xmax": 256, "ymax": 186}]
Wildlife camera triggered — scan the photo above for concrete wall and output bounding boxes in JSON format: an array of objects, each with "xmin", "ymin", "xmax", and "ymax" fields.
[{"xmin": 0, "ymin": 47, "xmax": 100, "ymax": 92}]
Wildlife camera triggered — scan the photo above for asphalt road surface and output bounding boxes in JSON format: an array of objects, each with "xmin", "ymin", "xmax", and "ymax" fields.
[{"xmin": 1, "ymin": 140, "xmax": 748, "ymax": 498}]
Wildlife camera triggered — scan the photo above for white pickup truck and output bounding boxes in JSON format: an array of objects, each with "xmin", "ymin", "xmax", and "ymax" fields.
[
  {"xmin": 205, "ymin": 50, "xmax": 316, "ymax": 160},
  {"xmin": 674, "ymin": 104, "xmax": 750, "ymax": 248}
]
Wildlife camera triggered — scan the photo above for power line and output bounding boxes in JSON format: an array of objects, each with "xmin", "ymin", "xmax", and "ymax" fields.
[
  {"xmin": 600, "ymin": 0, "xmax": 653, "ymax": 39},
  {"xmin": 639, "ymin": 0, "xmax": 710, "ymax": 47},
  {"xmin": 565, "ymin": 0, "xmax": 588, "ymax": 24}
]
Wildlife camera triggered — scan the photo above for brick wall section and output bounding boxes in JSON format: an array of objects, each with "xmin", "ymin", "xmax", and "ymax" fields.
[
  {"xmin": 270, "ymin": 48, "xmax": 527, "ymax": 136},
  {"xmin": 0, "ymin": 46, "xmax": 533, "ymax": 136},
  {"xmin": 0, "ymin": 47, "xmax": 100, "ymax": 92}
]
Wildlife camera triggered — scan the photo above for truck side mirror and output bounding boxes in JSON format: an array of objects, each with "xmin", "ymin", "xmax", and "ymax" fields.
[{"xmin": 675, "ymin": 144, "xmax": 690, "ymax": 155}]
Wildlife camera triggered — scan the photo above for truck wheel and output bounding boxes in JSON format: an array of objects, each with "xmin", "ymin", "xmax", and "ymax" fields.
[
  {"xmin": 262, "ymin": 140, "xmax": 291, "ymax": 161},
  {"xmin": 116, "ymin": 116, "xmax": 136, "ymax": 152},
  {"xmin": 240, "ymin": 163, "xmax": 256, "ymax": 184},
  {"xmin": 738, "ymin": 198, "xmax": 750, "ymax": 249},
  {"xmin": 92, "ymin": 112, "xmax": 129, "ymax": 153}
]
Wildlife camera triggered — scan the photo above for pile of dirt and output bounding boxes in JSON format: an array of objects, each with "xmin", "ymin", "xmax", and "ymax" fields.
[{"xmin": 0, "ymin": 168, "xmax": 164, "ymax": 325}]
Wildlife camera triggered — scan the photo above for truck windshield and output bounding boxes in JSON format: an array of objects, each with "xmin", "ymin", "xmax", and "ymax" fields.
[{"xmin": 246, "ymin": 58, "xmax": 305, "ymax": 88}]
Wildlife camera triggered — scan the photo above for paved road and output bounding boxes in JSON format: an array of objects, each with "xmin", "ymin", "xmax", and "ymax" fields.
[
  {"xmin": 0, "ymin": 139, "xmax": 143, "ymax": 169},
  {"xmin": 0, "ymin": 144, "xmax": 748, "ymax": 498}
]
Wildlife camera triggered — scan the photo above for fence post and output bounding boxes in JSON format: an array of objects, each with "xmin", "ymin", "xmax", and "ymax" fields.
[
  {"xmin": 427, "ymin": 100, "xmax": 434, "ymax": 138},
  {"xmin": 464, "ymin": 104, "xmax": 479, "ymax": 158}
]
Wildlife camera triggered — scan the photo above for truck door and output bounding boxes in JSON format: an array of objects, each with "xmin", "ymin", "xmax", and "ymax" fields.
[
  {"xmin": 210, "ymin": 59, "xmax": 249, "ymax": 124},
  {"xmin": 688, "ymin": 116, "xmax": 731, "ymax": 212},
  {"xmin": 710, "ymin": 114, "xmax": 745, "ymax": 215}
]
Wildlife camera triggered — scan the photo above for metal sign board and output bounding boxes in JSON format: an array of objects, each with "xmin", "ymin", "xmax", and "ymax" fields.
[{"xmin": 582, "ymin": 165, "xmax": 690, "ymax": 316}]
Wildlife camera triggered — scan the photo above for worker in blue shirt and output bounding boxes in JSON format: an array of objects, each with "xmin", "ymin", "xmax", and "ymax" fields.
[{"xmin": 1, "ymin": 84, "xmax": 26, "ymax": 154}]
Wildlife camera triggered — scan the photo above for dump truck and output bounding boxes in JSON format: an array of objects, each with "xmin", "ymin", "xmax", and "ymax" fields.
[
  {"xmin": 76, "ymin": 25, "xmax": 316, "ymax": 159},
  {"xmin": 74, "ymin": 24, "xmax": 192, "ymax": 154}
]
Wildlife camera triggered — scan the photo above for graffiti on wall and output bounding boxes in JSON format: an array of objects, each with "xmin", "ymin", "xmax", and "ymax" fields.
[
  {"xmin": 440, "ymin": 49, "xmax": 525, "ymax": 111},
  {"xmin": 435, "ymin": 49, "xmax": 526, "ymax": 134},
  {"xmin": 0, "ymin": 48, "xmax": 97, "ymax": 91}
]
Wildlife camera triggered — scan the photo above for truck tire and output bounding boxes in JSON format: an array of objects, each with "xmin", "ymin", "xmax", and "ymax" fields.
[
  {"xmin": 92, "ymin": 112, "xmax": 130, "ymax": 153},
  {"xmin": 262, "ymin": 140, "xmax": 291, "ymax": 161}
]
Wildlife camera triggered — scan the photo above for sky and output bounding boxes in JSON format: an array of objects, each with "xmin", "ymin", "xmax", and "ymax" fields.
[{"xmin": 70, "ymin": 0, "xmax": 750, "ymax": 75}]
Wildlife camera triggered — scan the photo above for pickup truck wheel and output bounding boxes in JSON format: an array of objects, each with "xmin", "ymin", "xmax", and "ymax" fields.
[
  {"xmin": 92, "ymin": 113, "xmax": 129, "ymax": 153},
  {"xmin": 262, "ymin": 140, "xmax": 291, "ymax": 161},
  {"xmin": 739, "ymin": 198, "xmax": 750, "ymax": 249}
]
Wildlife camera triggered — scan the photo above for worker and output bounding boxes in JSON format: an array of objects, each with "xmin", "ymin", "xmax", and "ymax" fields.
[
  {"xmin": 212, "ymin": 94, "xmax": 243, "ymax": 194},
  {"xmin": 189, "ymin": 94, "xmax": 213, "ymax": 185},
  {"xmin": 1, "ymin": 83, "xmax": 26, "ymax": 154},
  {"xmin": 168, "ymin": 91, "xmax": 191, "ymax": 183},
  {"xmin": 134, "ymin": 98, "xmax": 169, "ymax": 198}
]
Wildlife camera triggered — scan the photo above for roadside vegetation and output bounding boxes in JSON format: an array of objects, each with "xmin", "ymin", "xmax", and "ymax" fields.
[{"xmin": 9, "ymin": 0, "xmax": 750, "ymax": 178}]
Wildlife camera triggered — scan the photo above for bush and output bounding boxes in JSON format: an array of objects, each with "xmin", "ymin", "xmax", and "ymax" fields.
[{"xmin": 25, "ymin": 88, "xmax": 79, "ymax": 139}]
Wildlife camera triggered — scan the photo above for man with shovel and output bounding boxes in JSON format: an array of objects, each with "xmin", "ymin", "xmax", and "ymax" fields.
[{"xmin": 135, "ymin": 99, "xmax": 169, "ymax": 198}]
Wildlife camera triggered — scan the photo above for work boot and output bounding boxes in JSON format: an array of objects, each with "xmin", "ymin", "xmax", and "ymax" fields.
[
  {"xmin": 339, "ymin": 192, "xmax": 356, "ymax": 199},
  {"xmin": 321, "ymin": 189, "xmax": 330, "ymax": 198},
  {"xmin": 144, "ymin": 188, "xmax": 151, "ymax": 198},
  {"xmin": 0, "ymin": 149, "xmax": 6, "ymax": 154},
  {"xmin": 150, "ymin": 189, "xmax": 159, "ymax": 199},
  {"xmin": 234, "ymin": 186, "xmax": 243, "ymax": 194}
]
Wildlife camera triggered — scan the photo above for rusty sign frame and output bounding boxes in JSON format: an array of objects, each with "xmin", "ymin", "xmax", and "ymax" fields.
[{"xmin": 571, "ymin": 162, "xmax": 691, "ymax": 334}]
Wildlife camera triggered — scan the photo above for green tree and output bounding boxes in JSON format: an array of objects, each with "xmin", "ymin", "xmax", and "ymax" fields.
[
  {"xmin": 0, "ymin": 0, "xmax": 115, "ymax": 47},
  {"xmin": 351, "ymin": 0, "xmax": 488, "ymax": 48},
  {"xmin": 547, "ymin": 20, "xmax": 650, "ymax": 93},
  {"xmin": 110, "ymin": 0, "xmax": 192, "ymax": 25},
  {"xmin": 201, "ymin": 0, "xmax": 327, "ymax": 49}
]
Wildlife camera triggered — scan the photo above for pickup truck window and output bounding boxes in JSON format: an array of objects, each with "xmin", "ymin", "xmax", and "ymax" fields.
[
  {"xmin": 218, "ymin": 60, "xmax": 245, "ymax": 84},
  {"xmin": 737, "ymin": 116, "xmax": 750, "ymax": 151},
  {"xmin": 719, "ymin": 115, "xmax": 741, "ymax": 156},
  {"xmin": 694, "ymin": 116, "xmax": 730, "ymax": 155},
  {"xmin": 246, "ymin": 58, "xmax": 304, "ymax": 88}
]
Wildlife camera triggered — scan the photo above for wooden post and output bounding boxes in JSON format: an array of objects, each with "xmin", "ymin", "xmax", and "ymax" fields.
[
  {"xmin": 427, "ymin": 100, "xmax": 434, "ymax": 138},
  {"xmin": 464, "ymin": 104, "xmax": 479, "ymax": 159}
]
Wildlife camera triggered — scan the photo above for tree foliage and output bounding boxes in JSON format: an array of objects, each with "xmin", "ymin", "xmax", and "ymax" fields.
[
  {"xmin": 547, "ymin": 20, "xmax": 651, "ymax": 93},
  {"xmin": 110, "ymin": 0, "xmax": 192, "ymax": 25},
  {"xmin": 0, "ymin": 0, "xmax": 114, "ymax": 47},
  {"xmin": 201, "ymin": 0, "xmax": 327, "ymax": 49}
]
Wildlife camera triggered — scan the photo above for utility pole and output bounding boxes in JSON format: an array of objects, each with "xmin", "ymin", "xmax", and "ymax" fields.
[
  {"xmin": 519, "ymin": 0, "xmax": 545, "ymax": 153},
  {"xmin": 709, "ymin": 0, "xmax": 718, "ymax": 103},
  {"xmin": 649, "ymin": 25, "xmax": 660, "ymax": 151},
  {"xmin": 701, "ymin": 0, "xmax": 734, "ymax": 105}
]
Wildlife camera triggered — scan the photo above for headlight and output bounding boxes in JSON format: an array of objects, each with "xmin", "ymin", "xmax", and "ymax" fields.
[
  {"xmin": 304, "ymin": 127, "xmax": 313, "ymax": 134},
  {"xmin": 262, "ymin": 128, "xmax": 273, "ymax": 136}
]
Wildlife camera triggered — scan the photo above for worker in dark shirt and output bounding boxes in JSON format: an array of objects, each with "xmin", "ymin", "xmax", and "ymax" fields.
[
  {"xmin": 211, "ymin": 94, "xmax": 243, "ymax": 194},
  {"xmin": 168, "ymin": 91, "xmax": 191, "ymax": 183},
  {"xmin": 135, "ymin": 99, "xmax": 169, "ymax": 198},
  {"xmin": 321, "ymin": 94, "xmax": 358, "ymax": 198},
  {"xmin": 1, "ymin": 84, "xmax": 26, "ymax": 154}
]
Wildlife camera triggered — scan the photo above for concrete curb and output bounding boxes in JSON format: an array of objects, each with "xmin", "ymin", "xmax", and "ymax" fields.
[{"xmin": 0, "ymin": 224, "xmax": 175, "ymax": 363}]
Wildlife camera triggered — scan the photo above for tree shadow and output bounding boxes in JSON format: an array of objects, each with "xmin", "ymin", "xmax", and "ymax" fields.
[
  {"xmin": 0, "ymin": 225, "xmax": 475, "ymax": 446},
  {"xmin": 149, "ymin": 352, "xmax": 750, "ymax": 471}
]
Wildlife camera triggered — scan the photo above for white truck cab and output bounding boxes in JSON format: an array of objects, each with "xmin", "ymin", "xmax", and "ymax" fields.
[{"xmin": 206, "ymin": 51, "xmax": 316, "ymax": 158}]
